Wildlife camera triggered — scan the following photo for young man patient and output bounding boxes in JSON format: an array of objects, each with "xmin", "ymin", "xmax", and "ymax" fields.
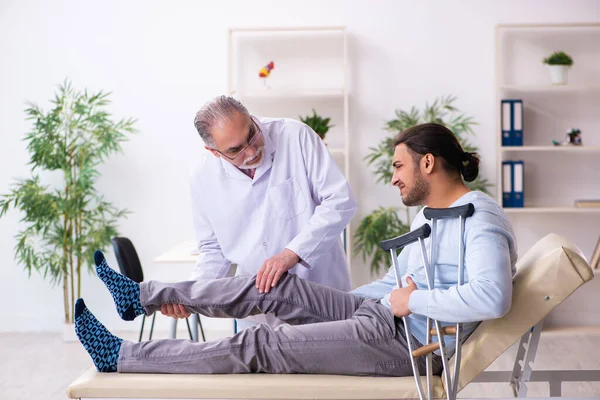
[{"xmin": 76, "ymin": 123, "xmax": 517, "ymax": 377}]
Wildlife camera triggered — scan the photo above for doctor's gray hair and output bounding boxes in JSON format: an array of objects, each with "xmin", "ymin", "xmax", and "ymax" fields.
[{"xmin": 193, "ymin": 95, "xmax": 250, "ymax": 147}]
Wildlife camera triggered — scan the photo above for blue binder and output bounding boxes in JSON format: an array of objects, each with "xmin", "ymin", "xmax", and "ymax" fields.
[
  {"xmin": 501, "ymin": 101, "xmax": 512, "ymax": 146},
  {"xmin": 500, "ymin": 99, "xmax": 524, "ymax": 146},
  {"xmin": 502, "ymin": 161, "xmax": 513, "ymax": 207},
  {"xmin": 512, "ymin": 160, "xmax": 524, "ymax": 207},
  {"xmin": 502, "ymin": 160, "xmax": 525, "ymax": 208},
  {"xmin": 512, "ymin": 100, "xmax": 523, "ymax": 146}
]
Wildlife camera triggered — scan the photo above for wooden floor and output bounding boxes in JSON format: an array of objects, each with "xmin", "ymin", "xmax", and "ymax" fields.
[{"xmin": 1, "ymin": 328, "xmax": 599, "ymax": 400}]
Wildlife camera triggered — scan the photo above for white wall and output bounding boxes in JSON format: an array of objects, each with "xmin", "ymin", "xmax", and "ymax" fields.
[{"xmin": 1, "ymin": 0, "xmax": 599, "ymax": 333}]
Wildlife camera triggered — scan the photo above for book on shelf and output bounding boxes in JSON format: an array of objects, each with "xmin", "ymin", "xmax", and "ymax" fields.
[{"xmin": 574, "ymin": 200, "xmax": 600, "ymax": 208}]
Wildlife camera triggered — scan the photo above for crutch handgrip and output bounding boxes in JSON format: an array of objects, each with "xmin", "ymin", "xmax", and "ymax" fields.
[
  {"xmin": 412, "ymin": 342, "xmax": 440, "ymax": 357},
  {"xmin": 380, "ymin": 223, "xmax": 431, "ymax": 252},
  {"xmin": 430, "ymin": 326, "xmax": 457, "ymax": 336},
  {"xmin": 423, "ymin": 203, "xmax": 475, "ymax": 220}
]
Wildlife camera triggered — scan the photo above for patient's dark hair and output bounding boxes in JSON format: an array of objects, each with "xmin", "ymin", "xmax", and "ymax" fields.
[{"xmin": 392, "ymin": 123, "xmax": 479, "ymax": 182}]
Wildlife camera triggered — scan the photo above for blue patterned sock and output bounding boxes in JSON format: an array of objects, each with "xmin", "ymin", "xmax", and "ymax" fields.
[
  {"xmin": 75, "ymin": 298, "xmax": 122, "ymax": 373},
  {"xmin": 94, "ymin": 250, "xmax": 145, "ymax": 321}
]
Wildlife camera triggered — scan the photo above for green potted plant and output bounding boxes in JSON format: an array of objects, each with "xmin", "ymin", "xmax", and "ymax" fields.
[
  {"xmin": 354, "ymin": 95, "xmax": 492, "ymax": 276},
  {"xmin": 354, "ymin": 206, "xmax": 411, "ymax": 276},
  {"xmin": 299, "ymin": 109, "xmax": 334, "ymax": 142},
  {"xmin": 543, "ymin": 50, "xmax": 573, "ymax": 85},
  {"xmin": 0, "ymin": 81, "xmax": 136, "ymax": 337}
]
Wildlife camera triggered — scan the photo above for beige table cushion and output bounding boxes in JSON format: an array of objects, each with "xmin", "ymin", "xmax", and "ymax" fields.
[
  {"xmin": 67, "ymin": 369, "xmax": 444, "ymax": 399},
  {"xmin": 67, "ymin": 233, "xmax": 592, "ymax": 399}
]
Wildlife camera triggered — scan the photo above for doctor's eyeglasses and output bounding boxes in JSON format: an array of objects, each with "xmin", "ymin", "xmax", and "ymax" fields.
[{"xmin": 214, "ymin": 118, "xmax": 263, "ymax": 161}]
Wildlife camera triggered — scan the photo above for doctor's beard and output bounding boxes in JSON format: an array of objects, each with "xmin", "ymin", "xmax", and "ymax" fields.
[{"xmin": 238, "ymin": 147, "xmax": 265, "ymax": 170}]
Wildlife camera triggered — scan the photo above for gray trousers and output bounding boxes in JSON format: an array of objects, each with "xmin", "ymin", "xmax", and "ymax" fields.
[{"xmin": 118, "ymin": 273, "xmax": 442, "ymax": 376}]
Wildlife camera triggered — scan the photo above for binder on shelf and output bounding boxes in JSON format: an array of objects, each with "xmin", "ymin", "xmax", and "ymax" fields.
[
  {"xmin": 502, "ymin": 160, "xmax": 525, "ymax": 208},
  {"xmin": 501, "ymin": 101, "xmax": 512, "ymax": 146},
  {"xmin": 512, "ymin": 160, "xmax": 524, "ymax": 208},
  {"xmin": 502, "ymin": 161, "xmax": 513, "ymax": 207},
  {"xmin": 500, "ymin": 99, "xmax": 523, "ymax": 146},
  {"xmin": 512, "ymin": 100, "xmax": 523, "ymax": 146}
]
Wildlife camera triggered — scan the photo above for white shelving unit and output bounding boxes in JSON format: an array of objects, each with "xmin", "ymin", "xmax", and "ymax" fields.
[
  {"xmin": 496, "ymin": 23, "xmax": 600, "ymax": 210},
  {"xmin": 495, "ymin": 23, "xmax": 600, "ymax": 260},
  {"xmin": 227, "ymin": 26, "xmax": 353, "ymax": 271}
]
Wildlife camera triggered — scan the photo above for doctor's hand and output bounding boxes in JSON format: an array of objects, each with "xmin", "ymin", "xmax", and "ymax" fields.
[
  {"xmin": 160, "ymin": 303, "xmax": 192, "ymax": 319},
  {"xmin": 256, "ymin": 248, "xmax": 300, "ymax": 293},
  {"xmin": 389, "ymin": 277, "xmax": 418, "ymax": 318}
]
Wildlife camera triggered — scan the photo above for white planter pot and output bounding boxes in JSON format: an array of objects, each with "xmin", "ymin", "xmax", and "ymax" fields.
[
  {"xmin": 62, "ymin": 322, "xmax": 78, "ymax": 342},
  {"xmin": 549, "ymin": 65, "xmax": 569, "ymax": 85}
]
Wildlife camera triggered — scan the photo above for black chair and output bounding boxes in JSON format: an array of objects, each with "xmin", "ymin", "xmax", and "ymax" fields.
[{"xmin": 111, "ymin": 237, "xmax": 205, "ymax": 342}]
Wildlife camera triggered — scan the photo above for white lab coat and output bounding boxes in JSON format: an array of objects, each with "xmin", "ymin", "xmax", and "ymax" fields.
[{"xmin": 189, "ymin": 116, "xmax": 355, "ymax": 291}]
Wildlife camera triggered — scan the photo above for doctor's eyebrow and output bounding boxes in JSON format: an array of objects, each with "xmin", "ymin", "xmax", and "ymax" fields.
[{"xmin": 226, "ymin": 123, "xmax": 254, "ymax": 153}]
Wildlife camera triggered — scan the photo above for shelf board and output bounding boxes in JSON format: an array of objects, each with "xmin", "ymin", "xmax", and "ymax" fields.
[
  {"xmin": 504, "ymin": 207, "xmax": 600, "ymax": 214},
  {"xmin": 328, "ymin": 148, "xmax": 345, "ymax": 155},
  {"xmin": 501, "ymin": 145, "xmax": 600, "ymax": 152},
  {"xmin": 230, "ymin": 26, "xmax": 345, "ymax": 33},
  {"xmin": 500, "ymin": 84, "xmax": 600, "ymax": 93},
  {"xmin": 497, "ymin": 23, "xmax": 600, "ymax": 31},
  {"xmin": 232, "ymin": 88, "xmax": 344, "ymax": 100}
]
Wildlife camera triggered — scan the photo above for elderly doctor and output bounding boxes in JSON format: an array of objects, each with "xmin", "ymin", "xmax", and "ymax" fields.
[{"xmin": 161, "ymin": 95, "xmax": 356, "ymax": 329}]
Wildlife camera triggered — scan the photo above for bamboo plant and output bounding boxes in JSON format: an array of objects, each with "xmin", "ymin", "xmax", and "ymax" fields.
[
  {"xmin": 354, "ymin": 95, "xmax": 492, "ymax": 276},
  {"xmin": 0, "ymin": 81, "xmax": 136, "ymax": 324}
]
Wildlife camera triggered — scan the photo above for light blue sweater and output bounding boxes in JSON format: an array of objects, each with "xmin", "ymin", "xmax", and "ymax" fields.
[{"xmin": 352, "ymin": 191, "xmax": 518, "ymax": 354}]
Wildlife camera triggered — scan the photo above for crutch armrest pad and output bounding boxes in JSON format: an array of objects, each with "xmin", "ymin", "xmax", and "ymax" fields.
[
  {"xmin": 423, "ymin": 203, "xmax": 475, "ymax": 220},
  {"xmin": 380, "ymin": 223, "xmax": 431, "ymax": 252}
]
